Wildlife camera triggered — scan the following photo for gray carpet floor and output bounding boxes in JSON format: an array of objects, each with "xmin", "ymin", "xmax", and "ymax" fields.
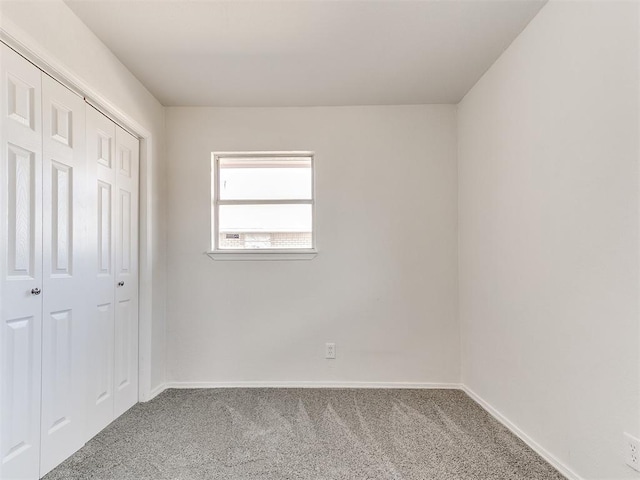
[{"xmin": 44, "ymin": 388, "xmax": 566, "ymax": 480}]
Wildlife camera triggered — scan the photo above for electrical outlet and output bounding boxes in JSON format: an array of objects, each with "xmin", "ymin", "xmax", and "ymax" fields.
[
  {"xmin": 325, "ymin": 343, "xmax": 336, "ymax": 359},
  {"xmin": 624, "ymin": 432, "xmax": 640, "ymax": 472}
]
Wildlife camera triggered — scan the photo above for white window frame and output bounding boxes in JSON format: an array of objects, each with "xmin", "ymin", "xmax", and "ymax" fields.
[{"xmin": 207, "ymin": 151, "xmax": 317, "ymax": 261}]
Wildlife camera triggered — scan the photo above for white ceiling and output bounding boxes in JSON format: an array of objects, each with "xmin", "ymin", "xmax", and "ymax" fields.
[{"xmin": 65, "ymin": 0, "xmax": 546, "ymax": 107}]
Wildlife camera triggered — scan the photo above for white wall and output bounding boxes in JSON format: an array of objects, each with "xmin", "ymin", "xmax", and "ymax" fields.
[
  {"xmin": 0, "ymin": 0, "xmax": 167, "ymax": 394},
  {"xmin": 458, "ymin": 1, "xmax": 640, "ymax": 479},
  {"xmin": 165, "ymin": 105, "xmax": 458, "ymax": 385}
]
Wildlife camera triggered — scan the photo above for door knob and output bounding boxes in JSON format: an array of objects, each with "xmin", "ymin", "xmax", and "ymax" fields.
[
  {"xmin": 31, "ymin": 288, "xmax": 41, "ymax": 295},
  {"xmin": 117, "ymin": 281, "xmax": 125, "ymax": 287}
]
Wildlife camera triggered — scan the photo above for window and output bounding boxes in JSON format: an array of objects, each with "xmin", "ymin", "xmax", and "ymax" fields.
[{"xmin": 209, "ymin": 152, "xmax": 316, "ymax": 260}]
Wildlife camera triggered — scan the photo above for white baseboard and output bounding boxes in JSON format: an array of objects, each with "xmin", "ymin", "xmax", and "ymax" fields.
[
  {"xmin": 165, "ymin": 381, "xmax": 462, "ymax": 390},
  {"xmin": 462, "ymin": 386, "xmax": 584, "ymax": 480},
  {"xmin": 147, "ymin": 383, "xmax": 167, "ymax": 400}
]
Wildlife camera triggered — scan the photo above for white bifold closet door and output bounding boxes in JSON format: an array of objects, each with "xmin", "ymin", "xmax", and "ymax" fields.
[
  {"xmin": 113, "ymin": 126, "xmax": 139, "ymax": 419},
  {"xmin": 1, "ymin": 44, "xmax": 139, "ymax": 479},
  {"xmin": 1, "ymin": 44, "xmax": 89, "ymax": 479},
  {"xmin": 0, "ymin": 43, "xmax": 44, "ymax": 480},
  {"xmin": 39, "ymin": 74, "xmax": 88, "ymax": 476},
  {"xmin": 86, "ymin": 107, "xmax": 139, "ymax": 439}
]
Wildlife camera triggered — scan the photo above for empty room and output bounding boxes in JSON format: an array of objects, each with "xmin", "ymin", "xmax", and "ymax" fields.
[{"xmin": 0, "ymin": 0, "xmax": 639, "ymax": 479}]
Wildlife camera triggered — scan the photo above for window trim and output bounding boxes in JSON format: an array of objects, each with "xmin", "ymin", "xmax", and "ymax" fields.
[{"xmin": 208, "ymin": 151, "xmax": 317, "ymax": 260}]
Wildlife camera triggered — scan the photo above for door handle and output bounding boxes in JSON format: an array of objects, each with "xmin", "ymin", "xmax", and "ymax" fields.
[
  {"xmin": 31, "ymin": 288, "xmax": 41, "ymax": 295},
  {"xmin": 117, "ymin": 281, "xmax": 125, "ymax": 287}
]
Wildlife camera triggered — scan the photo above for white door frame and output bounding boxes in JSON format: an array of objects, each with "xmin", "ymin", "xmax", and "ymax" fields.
[{"xmin": 0, "ymin": 22, "xmax": 159, "ymax": 402}]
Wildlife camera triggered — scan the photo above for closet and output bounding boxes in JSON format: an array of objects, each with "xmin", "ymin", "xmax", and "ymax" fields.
[
  {"xmin": 86, "ymin": 106, "xmax": 140, "ymax": 440},
  {"xmin": 0, "ymin": 44, "xmax": 140, "ymax": 480}
]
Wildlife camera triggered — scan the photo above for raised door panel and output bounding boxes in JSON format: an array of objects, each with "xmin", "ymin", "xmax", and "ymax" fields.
[
  {"xmin": 40, "ymin": 75, "xmax": 88, "ymax": 476},
  {"xmin": 42, "ymin": 310, "xmax": 72, "ymax": 432},
  {"xmin": 51, "ymin": 162, "xmax": 71, "ymax": 274},
  {"xmin": 1, "ymin": 317, "xmax": 38, "ymax": 468},
  {"xmin": 85, "ymin": 107, "xmax": 117, "ymax": 439},
  {"xmin": 0, "ymin": 44, "xmax": 43, "ymax": 480},
  {"xmin": 113, "ymin": 127, "xmax": 139, "ymax": 418},
  {"xmin": 94, "ymin": 303, "xmax": 114, "ymax": 406},
  {"xmin": 7, "ymin": 144, "xmax": 36, "ymax": 278},
  {"xmin": 6, "ymin": 73, "xmax": 37, "ymax": 133},
  {"xmin": 98, "ymin": 181, "xmax": 112, "ymax": 276},
  {"xmin": 114, "ymin": 299, "xmax": 131, "ymax": 392}
]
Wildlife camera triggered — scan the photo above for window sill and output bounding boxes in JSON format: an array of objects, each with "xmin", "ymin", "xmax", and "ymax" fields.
[{"xmin": 206, "ymin": 250, "xmax": 318, "ymax": 261}]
